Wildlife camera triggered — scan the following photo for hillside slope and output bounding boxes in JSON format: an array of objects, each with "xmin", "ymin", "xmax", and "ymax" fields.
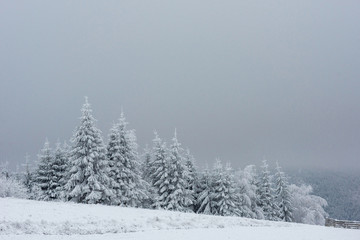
[{"xmin": 1, "ymin": 198, "xmax": 358, "ymax": 239}]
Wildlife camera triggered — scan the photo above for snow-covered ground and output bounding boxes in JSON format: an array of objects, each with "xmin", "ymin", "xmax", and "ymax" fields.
[{"xmin": 1, "ymin": 198, "xmax": 358, "ymax": 240}]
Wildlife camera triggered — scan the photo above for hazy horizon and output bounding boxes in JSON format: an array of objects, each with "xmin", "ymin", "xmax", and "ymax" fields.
[{"xmin": 1, "ymin": 1, "xmax": 360, "ymax": 172}]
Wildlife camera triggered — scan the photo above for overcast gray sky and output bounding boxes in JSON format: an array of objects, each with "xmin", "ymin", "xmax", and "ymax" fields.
[{"xmin": 1, "ymin": 1, "xmax": 360, "ymax": 172}]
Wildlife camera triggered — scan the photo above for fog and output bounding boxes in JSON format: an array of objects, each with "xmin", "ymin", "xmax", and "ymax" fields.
[{"xmin": 1, "ymin": 1, "xmax": 360, "ymax": 171}]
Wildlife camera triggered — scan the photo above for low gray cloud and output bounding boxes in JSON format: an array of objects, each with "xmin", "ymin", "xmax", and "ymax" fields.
[{"xmin": 1, "ymin": 1, "xmax": 360, "ymax": 171}]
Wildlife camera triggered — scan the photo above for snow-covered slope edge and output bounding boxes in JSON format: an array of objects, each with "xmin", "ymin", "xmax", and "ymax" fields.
[{"xmin": 1, "ymin": 198, "xmax": 296, "ymax": 235}]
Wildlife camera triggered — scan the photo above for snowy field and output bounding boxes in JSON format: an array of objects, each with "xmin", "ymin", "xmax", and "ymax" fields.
[{"xmin": 1, "ymin": 198, "xmax": 358, "ymax": 240}]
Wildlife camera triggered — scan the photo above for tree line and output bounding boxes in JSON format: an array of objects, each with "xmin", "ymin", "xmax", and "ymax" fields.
[{"xmin": 0, "ymin": 98, "xmax": 328, "ymax": 225}]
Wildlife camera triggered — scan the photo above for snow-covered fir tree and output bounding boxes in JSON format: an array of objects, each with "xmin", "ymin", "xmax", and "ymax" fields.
[
  {"xmin": 22, "ymin": 154, "xmax": 35, "ymax": 198},
  {"xmin": 235, "ymin": 166, "xmax": 256, "ymax": 218},
  {"xmin": 65, "ymin": 98, "xmax": 113, "ymax": 204},
  {"xmin": 164, "ymin": 130, "xmax": 193, "ymax": 212},
  {"xmin": 148, "ymin": 132, "xmax": 172, "ymax": 209},
  {"xmin": 52, "ymin": 141, "xmax": 69, "ymax": 200},
  {"xmin": 141, "ymin": 144, "xmax": 152, "ymax": 183},
  {"xmin": 140, "ymin": 144, "xmax": 157, "ymax": 208},
  {"xmin": 211, "ymin": 160, "xmax": 240, "ymax": 216},
  {"xmin": 257, "ymin": 160, "xmax": 279, "ymax": 221},
  {"xmin": 274, "ymin": 162, "xmax": 293, "ymax": 222},
  {"xmin": 195, "ymin": 167, "xmax": 214, "ymax": 214},
  {"xmin": 106, "ymin": 112, "xmax": 148, "ymax": 207},
  {"xmin": 0, "ymin": 161, "xmax": 10, "ymax": 179},
  {"xmin": 35, "ymin": 139, "xmax": 57, "ymax": 200},
  {"xmin": 14, "ymin": 164, "xmax": 22, "ymax": 181},
  {"xmin": 58, "ymin": 142, "xmax": 71, "ymax": 200},
  {"xmin": 183, "ymin": 149, "xmax": 197, "ymax": 211},
  {"xmin": 239, "ymin": 165, "xmax": 264, "ymax": 219}
]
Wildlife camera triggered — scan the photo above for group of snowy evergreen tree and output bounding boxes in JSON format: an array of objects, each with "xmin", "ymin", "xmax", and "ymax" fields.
[
  {"xmin": 1, "ymin": 98, "xmax": 328, "ymax": 225},
  {"xmin": 193, "ymin": 159, "xmax": 294, "ymax": 222}
]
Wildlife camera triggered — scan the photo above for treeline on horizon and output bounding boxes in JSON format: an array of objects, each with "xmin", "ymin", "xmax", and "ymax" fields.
[
  {"xmin": 0, "ymin": 98, "xmax": 328, "ymax": 225},
  {"xmin": 289, "ymin": 169, "xmax": 360, "ymax": 222}
]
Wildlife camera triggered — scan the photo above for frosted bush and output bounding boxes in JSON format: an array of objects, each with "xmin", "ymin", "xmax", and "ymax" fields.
[
  {"xmin": 0, "ymin": 176, "xmax": 28, "ymax": 198},
  {"xmin": 289, "ymin": 184, "xmax": 328, "ymax": 225}
]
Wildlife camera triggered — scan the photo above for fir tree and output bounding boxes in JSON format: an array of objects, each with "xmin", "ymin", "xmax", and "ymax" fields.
[
  {"xmin": 183, "ymin": 149, "xmax": 197, "ymax": 211},
  {"xmin": 165, "ymin": 130, "xmax": 193, "ymax": 212},
  {"xmin": 35, "ymin": 139, "xmax": 56, "ymax": 200},
  {"xmin": 106, "ymin": 112, "xmax": 148, "ymax": 207},
  {"xmin": 22, "ymin": 153, "xmax": 35, "ymax": 198},
  {"xmin": 140, "ymin": 144, "xmax": 157, "ymax": 208},
  {"xmin": 257, "ymin": 160, "xmax": 279, "ymax": 220},
  {"xmin": 0, "ymin": 161, "xmax": 10, "ymax": 179},
  {"xmin": 65, "ymin": 97, "xmax": 113, "ymax": 204},
  {"xmin": 141, "ymin": 144, "xmax": 152, "ymax": 183},
  {"xmin": 52, "ymin": 141, "xmax": 69, "ymax": 200},
  {"xmin": 211, "ymin": 160, "xmax": 240, "ymax": 216},
  {"xmin": 148, "ymin": 132, "xmax": 171, "ymax": 209},
  {"xmin": 195, "ymin": 167, "xmax": 214, "ymax": 214},
  {"xmin": 61, "ymin": 141, "xmax": 71, "ymax": 185},
  {"xmin": 274, "ymin": 162, "xmax": 293, "ymax": 222},
  {"xmin": 236, "ymin": 165, "xmax": 262, "ymax": 219}
]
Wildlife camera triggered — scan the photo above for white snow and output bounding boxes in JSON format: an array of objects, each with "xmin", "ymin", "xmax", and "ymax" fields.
[{"xmin": 1, "ymin": 198, "xmax": 358, "ymax": 239}]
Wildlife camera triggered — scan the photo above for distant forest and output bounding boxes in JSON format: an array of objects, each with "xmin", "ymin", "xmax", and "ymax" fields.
[{"xmin": 288, "ymin": 169, "xmax": 360, "ymax": 221}]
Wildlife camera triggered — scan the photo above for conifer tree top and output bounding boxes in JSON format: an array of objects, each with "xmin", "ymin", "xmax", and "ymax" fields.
[
  {"xmin": 119, "ymin": 110, "xmax": 128, "ymax": 129},
  {"xmin": 81, "ymin": 97, "xmax": 92, "ymax": 117},
  {"xmin": 170, "ymin": 129, "xmax": 181, "ymax": 151},
  {"xmin": 38, "ymin": 138, "xmax": 51, "ymax": 159}
]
